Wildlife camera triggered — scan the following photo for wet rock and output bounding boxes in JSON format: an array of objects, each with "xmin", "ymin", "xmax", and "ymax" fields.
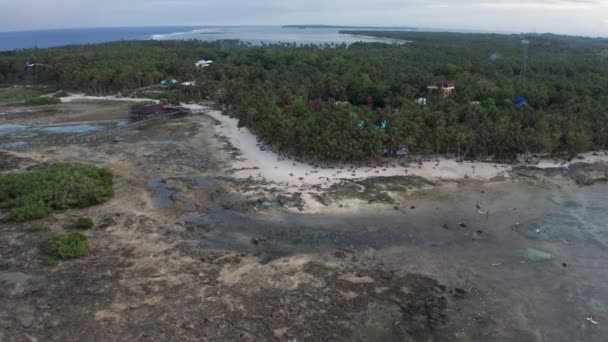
[
  {"xmin": 453, "ymin": 287, "xmax": 467, "ymax": 298},
  {"xmin": 513, "ymin": 162, "xmax": 608, "ymax": 186},
  {"xmin": 18, "ymin": 313, "xmax": 35, "ymax": 328},
  {"xmin": 251, "ymin": 237, "xmax": 267, "ymax": 245},
  {"xmin": 333, "ymin": 250, "xmax": 349, "ymax": 259},
  {"xmin": 97, "ymin": 214, "xmax": 118, "ymax": 229},
  {"xmin": 0, "ymin": 272, "xmax": 33, "ymax": 296}
]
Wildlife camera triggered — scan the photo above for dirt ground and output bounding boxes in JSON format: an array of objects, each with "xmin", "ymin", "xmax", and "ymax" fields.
[
  {"xmin": 0, "ymin": 108, "xmax": 458, "ymax": 342},
  {"xmin": 1, "ymin": 101, "xmax": 608, "ymax": 341}
]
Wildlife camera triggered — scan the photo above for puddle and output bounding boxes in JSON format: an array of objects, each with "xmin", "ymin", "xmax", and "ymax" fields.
[
  {"xmin": 0, "ymin": 124, "xmax": 27, "ymax": 135},
  {"xmin": 39, "ymin": 124, "xmax": 104, "ymax": 134},
  {"xmin": 549, "ymin": 193, "xmax": 582, "ymax": 208},
  {"xmin": 514, "ymin": 213, "xmax": 587, "ymax": 242},
  {"xmin": 0, "ymin": 122, "xmax": 120, "ymax": 139},
  {"xmin": 148, "ymin": 178, "xmax": 174, "ymax": 209},
  {"xmin": 0, "ymin": 141, "xmax": 26, "ymax": 149},
  {"xmin": 519, "ymin": 248, "xmax": 553, "ymax": 262}
]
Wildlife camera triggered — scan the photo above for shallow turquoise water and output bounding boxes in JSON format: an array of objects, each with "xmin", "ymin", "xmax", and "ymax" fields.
[
  {"xmin": 177, "ymin": 180, "xmax": 608, "ymax": 341},
  {"xmin": 38, "ymin": 124, "xmax": 103, "ymax": 134}
]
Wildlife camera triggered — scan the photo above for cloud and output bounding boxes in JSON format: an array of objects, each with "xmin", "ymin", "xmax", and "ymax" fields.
[
  {"xmin": 0, "ymin": 0, "xmax": 606, "ymax": 37},
  {"xmin": 480, "ymin": 0, "xmax": 599, "ymax": 9}
]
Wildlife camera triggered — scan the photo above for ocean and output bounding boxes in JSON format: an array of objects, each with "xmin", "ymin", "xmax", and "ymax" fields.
[
  {"xmin": 0, "ymin": 27, "xmax": 202, "ymax": 51},
  {"xmin": 0, "ymin": 26, "xmax": 410, "ymax": 51}
]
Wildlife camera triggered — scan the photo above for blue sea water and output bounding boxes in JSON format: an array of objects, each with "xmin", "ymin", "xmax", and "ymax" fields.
[
  {"xmin": 151, "ymin": 26, "xmax": 410, "ymax": 45},
  {"xmin": 0, "ymin": 26, "xmax": 202, "ymax": 51},
  {"xmin": 0, "ymin": 26, "xmax": 409, "ymax": 51}
]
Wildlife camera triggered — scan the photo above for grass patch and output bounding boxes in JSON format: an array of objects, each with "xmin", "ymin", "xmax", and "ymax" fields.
[
  {"xmin": 45, "ymin": 232, "xmax": 89, "ymax": 265},
  {"xmin": 28, "ymin": 222, "xmax": 44, "ymax": 232},
  {"xmin": 0, "ymin": 87, "xmax": 47, "ymax": 101},
  {"xmin": 71, "ymin": 217, "xmax": 94, "ymax": 230},
  {"xmin": 24, "ymin": 97, "xmax": 61, "ymax": 106},
  {"xmin": 129, "ymin": 100, "xmax": 156, "ymax": 110},
  {"xmin": 0, "ymin": 163, "xmax": 114, "ymax": 221}
]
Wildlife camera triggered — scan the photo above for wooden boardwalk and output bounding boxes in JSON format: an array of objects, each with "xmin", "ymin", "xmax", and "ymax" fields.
[{"xmin": 0, "ymin": 109, "xmax": 191, "ymax": 151}]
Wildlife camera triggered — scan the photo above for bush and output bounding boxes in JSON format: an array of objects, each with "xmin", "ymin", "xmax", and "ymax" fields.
[
  {"xmin": 25, "ymin": 97, "xmax": 61, "ymax": 106},
  {"xmin": 71, "ymin": 217, "xmax": 94, "ymax": 229},
  {"xmin": 53, "ymin": 90, "xmax": 69, "ymax": 98},
  {"xmin": 0, "ymin": 163, "xmax": 114, "ymax": 221},
  {"xmin": 46, "ymin": 232, "xmax": 89, "ymax": 265},
  {"xmin": 28, "ymin": 222, "xmax": 44, "ymax": 232}
]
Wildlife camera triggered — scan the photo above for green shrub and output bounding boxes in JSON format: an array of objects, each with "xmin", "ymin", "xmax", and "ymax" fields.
[
  {"xmin": 45, "ymin": 257, "xmax": 59, "ymax": 267},
  {"xmin": 28, "ymin": 222, "xmax": 44, "ymax": 232},
  {"xmin": 71, "ymin": 217, "xmax": 94, "ymax": 229},
  {"xmin": 0, "ymin": 163, "xmax": 114, "ymax": 221},
  {"xmin": 53, "ymin": 90, "xmax": 69, "ymax": 98},
  {"xmin": 46, "ymin": 232, "xmax": 89, "ymax": 264},
  {"xmin": 25, "ymin": 97, "xmax": 61, "ymax": 106}
]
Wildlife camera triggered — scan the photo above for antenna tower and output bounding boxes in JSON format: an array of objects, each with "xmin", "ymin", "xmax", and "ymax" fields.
[{"xmin": 520, "ymin": 39, "xmax": 530, "ymax": 83}]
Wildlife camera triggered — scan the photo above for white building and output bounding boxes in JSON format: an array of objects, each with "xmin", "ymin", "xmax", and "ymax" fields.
[{"xmin": 195, "ymin": 60, "xmax": 214, "ymax": 68}]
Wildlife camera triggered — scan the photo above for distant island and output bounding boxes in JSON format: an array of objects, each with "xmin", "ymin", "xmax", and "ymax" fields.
[{"xmin": 283, "ymin": 25, "xmax": 418, "ymax": 30}]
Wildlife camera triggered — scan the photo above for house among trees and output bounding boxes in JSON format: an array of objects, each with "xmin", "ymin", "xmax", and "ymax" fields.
[
  {"xmin": 427, "ymin": 81, "xmax": 455, "ymax": 98},
  {"xmin": 161, "ymin": 79, "xmax": 178, "ymax": 90},
  {"xmin": 24, "ymin": 61, "xmax": 43, "ymax": 70},
  {"xmin": 195, "ymin": 60, "xmax": 214, "ymax": 68}
]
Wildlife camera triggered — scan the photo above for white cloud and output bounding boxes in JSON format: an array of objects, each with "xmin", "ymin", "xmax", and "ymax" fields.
[{"xmin": 0, "ymin": 0, "xmax": 606, "ymax": 37}]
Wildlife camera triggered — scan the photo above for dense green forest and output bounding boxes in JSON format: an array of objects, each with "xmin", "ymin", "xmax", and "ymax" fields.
[{"xmin": 1, "ymin": 31, "xmax": 608, "ymax": 161}]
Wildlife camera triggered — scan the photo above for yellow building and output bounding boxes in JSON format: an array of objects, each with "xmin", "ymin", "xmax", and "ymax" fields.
[{"xmin": 428, "ymin": 81, "xmax": 455, "ymax": 98}]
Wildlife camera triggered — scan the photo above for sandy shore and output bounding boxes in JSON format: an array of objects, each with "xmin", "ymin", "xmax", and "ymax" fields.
[{"xmin": 63, "ymin": 95, "xmax": 608, "ymax": 190}]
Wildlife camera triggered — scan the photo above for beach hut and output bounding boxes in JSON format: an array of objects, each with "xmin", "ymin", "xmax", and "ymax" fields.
[
  {"xmin": 196, "ymin": 60, "xmax": 214, "ymax": 68},
  {"xmin": 428, "ymin": 81, "xmax": 455, "ymax": 98},
  {"xmin": 514, "ymin": 96, "xmax": 529, "ymax": 107}
]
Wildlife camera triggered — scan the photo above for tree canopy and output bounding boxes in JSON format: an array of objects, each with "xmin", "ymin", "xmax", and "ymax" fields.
[{"xmin": 2, "ymin": 31, "xmax": 608, "ymax": 161}]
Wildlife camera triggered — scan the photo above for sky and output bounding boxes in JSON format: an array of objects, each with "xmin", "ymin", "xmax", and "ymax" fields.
[{"xmin": 1, "ymin": 0, "xmax": 607, "ymax": 37}]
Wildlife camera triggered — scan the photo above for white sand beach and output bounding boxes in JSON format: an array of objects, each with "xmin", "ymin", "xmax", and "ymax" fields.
[{"xmin": 63, "ymin": 95, "xmax": 608, "ymax": 190}]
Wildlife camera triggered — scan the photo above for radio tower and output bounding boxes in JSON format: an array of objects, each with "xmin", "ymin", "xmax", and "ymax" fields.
[{"xmin": 520, "ymin": 39, "xmax": 530, "ymax": 83}]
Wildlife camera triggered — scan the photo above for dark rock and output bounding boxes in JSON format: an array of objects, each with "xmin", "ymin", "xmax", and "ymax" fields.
[
  {"xmin": 251, "ymin": 237, "xmax": 267, "ymax": 245},
  {"xmin": 97, "ymin": 214, "xmax": 118, "ymax": 229},
  {"xmin": 453, "ymin": 287, "xmax": 467, "ymax": 298}
]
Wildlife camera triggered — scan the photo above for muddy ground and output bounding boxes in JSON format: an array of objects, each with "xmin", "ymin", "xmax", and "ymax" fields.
[{"xmin": 1, "ymin": 101, "xmax": 608, "ymax": 341}]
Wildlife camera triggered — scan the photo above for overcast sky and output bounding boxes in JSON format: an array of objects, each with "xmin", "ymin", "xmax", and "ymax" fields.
[{"xmin": 1, "ymin": 0, "xmax": 607, "ymax": 37}]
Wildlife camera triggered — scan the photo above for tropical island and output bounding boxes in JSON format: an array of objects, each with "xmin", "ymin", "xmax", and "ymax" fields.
[
  {"xmin": 2, "ymin": 31, "xmax": 608, "ymax": 163},
  {"xmin": 2, "ymin": 31, "xmax": 608, "ymax": 341}
]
